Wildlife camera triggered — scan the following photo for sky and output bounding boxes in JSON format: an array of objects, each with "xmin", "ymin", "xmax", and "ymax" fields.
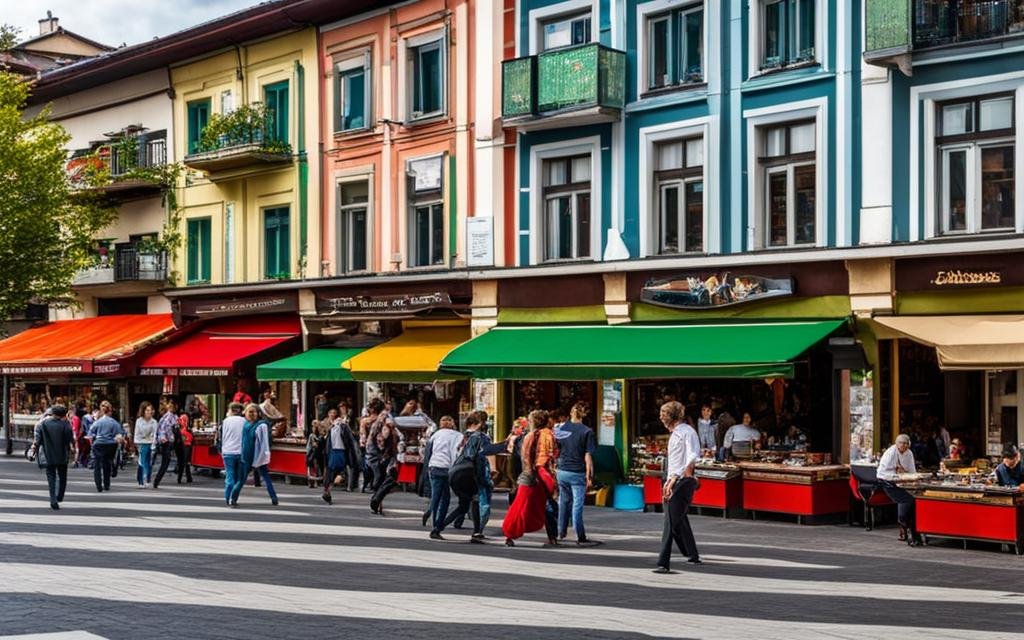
[{"xmin": 8, "ymin": 0, "xmax": 264, "ymax": 49}]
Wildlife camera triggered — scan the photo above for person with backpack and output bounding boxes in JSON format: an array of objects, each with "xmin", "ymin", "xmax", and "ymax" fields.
[
  {"xmin": 441, "ymin": 411, "xmax": 496, "ymax": 543},
  {"xmin": 31, "ymin": 405, "xmax": 75, "ymax": 509}
]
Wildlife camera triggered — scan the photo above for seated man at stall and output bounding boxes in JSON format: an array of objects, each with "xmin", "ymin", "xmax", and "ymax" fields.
[
  {"xmin": 720, "ymin": 412, "xmax": 761, "ymax": 460},
  {"xmin": 996, "ymin": 444, "xmax": 1023, "ymax": 488},
  {"xmin": 877, "ymin": 433, "xmax": 922, "ymax": 546}
]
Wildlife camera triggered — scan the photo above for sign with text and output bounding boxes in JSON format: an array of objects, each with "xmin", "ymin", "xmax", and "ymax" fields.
[
  {"xmin": 466, "ymin": 217, "xmax": 494, "ymax": 267},
  {"xmin": 315, "ymin": 292, "xmax": 453, "ymax": 316},
  {"xmin": 178, "ymin": 294, "xmax": 298, "ymax": 320}
]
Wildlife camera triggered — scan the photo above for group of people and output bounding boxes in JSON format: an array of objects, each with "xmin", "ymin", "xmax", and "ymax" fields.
[{"xmin": 689, "ymin": 405, "xmax": 808, "ymax": 461}]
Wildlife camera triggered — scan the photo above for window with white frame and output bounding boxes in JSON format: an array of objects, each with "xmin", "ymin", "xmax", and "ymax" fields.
[
  {"xmin": 654, "ymin": 137, "xmax": 703, "ymax": 253},
  {"xmin": 338, "ymin": 180, "xmax": 370, "ymax": 273},
  {"xmin": 542, "ymin": 155, "xmax": 592, "ymax": 260},
  {"xmin": 645, "ymin": 2, "xmax": 703, "ymax": 92},
  {"xmin": 407, "ymin": 156, "xmax": 445, "ymax": 267},
  {"xmin": 220, "ymin": 89, "xmax": 234, "ymax": 115},
  {"xmin": 407, "ymin": 36, "xmax": 446, "ymax": 121},
  {"xmin": 541, "ymin": 11, "xmax": 592, "ymax": 51},
  {"xmin": 335, "ymin": 53, "xmax": 372, "ymax": 133},
  {"xmin": 936, "ymin": 94, "xmax": 1015, "ymax": 235},
  {"xmin": 760, "ymin": 121, "xmax": 816, "ymax": 247},
  {"xmin": 760, "ymin": 0, "xmax": 815, "ymax": 70}
]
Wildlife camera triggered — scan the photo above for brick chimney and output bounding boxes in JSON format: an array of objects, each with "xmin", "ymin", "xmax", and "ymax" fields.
[{"xmin": 38, "ymin": 11, "xmax": 59, "ymax": 35}]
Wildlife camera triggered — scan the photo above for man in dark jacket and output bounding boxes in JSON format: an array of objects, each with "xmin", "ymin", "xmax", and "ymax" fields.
[{"xmin": 33, "ymin": 405, "xmax": 76, "ymax": 510}]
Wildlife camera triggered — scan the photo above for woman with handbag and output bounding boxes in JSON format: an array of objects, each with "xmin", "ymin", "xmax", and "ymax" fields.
[
  {"xmin": 306, "ymin": 420, "xmax": 325, "ymax": 489},
  {"xmin": 502, "ymin": 409, "xmax": 559, "ymax": 547}
]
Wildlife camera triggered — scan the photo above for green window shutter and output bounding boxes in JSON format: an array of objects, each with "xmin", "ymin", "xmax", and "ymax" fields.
[
  {"xmin": 187, "ymin": 218, "xmax": 211, "ymax": 284},
  {"xmin": 264, "ymin": 207, "xmax": 290, "ymax": 278},
  {"xmin": 199, "ymin": 218, "xmax": 211, "ymax": 282},
  {"xmin": 187, "ymin": 100, "xmax": 211, "ymax": 154},
  {"xmin": 263, "ymin": 81, "xmax": 289, "ymax": 144}
]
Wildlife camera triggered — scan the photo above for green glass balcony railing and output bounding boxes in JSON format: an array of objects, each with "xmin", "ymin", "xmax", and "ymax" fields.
[
  {"xmin": 502, "ymin": 43, "xmax": 626, "ymax": 120},
  {"xmin": 866, "ymin": 0, "xmax": 1024, "ymax": 61}
]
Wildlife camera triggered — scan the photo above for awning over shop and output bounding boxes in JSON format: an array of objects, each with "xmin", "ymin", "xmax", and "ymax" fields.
[
  {"xmin": 140, "ymin": 315, "xmax": 300, "ymax": 377},
  {"xmin": 257, "ymin": 347, "xmax": 366, "ymax": 381},
  {"xmin": 873, "ymin": 315, "xmax": 1024, "ymax": 370},
  {"xmin": 0, "ymin": 314, "xmax": 175, "ymax": 375},
  {"xmin": 439, "ymin": 320, "xmax": 847, "ymax": 380},
  {"xmin": 342, "ymin": 326, "xmax": 469, "ymax": 382}
]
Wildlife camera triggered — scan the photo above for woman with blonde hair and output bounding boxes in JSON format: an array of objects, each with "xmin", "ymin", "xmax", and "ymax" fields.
[{"xmin": 502, "ymin": 409, "xmax": 559, "ymax": 547}]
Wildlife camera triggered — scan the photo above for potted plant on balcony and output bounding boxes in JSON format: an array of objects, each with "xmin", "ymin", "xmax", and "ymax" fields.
[{"xmin": 134, "ymin": 236, "xmax": 164, "ymax": 280}]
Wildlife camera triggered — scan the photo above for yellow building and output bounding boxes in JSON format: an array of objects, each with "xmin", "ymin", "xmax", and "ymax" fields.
[{"xmin": 172, "ymin": 28, "xmax": 320, "ymax": 286}]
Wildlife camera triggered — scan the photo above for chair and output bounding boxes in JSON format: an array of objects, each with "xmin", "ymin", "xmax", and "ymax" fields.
[{"xmin": 849, "ymin": 464, "xmax": 894, "ymax": 531}]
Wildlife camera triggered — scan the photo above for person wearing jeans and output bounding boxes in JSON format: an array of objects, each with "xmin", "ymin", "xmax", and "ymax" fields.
[
  {"xmin": 220, "ymin": 403, "xmax": 247, "ymax": 507},
  {"xmin": 134, "ymin": 402, "xmax": 157, "ymax": 488},
  {"xmin": 241, "ymin": 404, "xmax": 278, "ymax": 505},
  {"xmin": 425, "ymin": 416, "xmax": 461, "ymax": 539},
  {"xmin": 554, "ymin": 402, "xmax": 597, "ymax": 545},
  {"xmin": 152, "ymin": 401, "xmax": 177, "ymax": 489},
  {"xmin": 87, "ymin": 401, "xmax": 125, "ymax": 493}
]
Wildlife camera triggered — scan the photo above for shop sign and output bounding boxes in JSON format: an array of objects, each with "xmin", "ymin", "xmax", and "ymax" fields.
[
  {"xmin": 641, "ymin": 274, "xmax": 794, "ymax": 309},
  {"xmin": 929, "ymin": 270, "xmax": 1002, "ymax": 286},
  {"xmin": 466, "ymin": 217, "xmax": 494, "ymax": 267},
  {"xmin": 179, "ymin": 295, "xmax": 297, "ymax": 319},
  {"xmin": 140, "ymin": 367, "xmax": 230, "ymax": 377},
  {"xmin": 316, "ymin": 292, "xmax": 453, "ymax": 316},
  {"xmin": 0, "ymin": 364, "xmax": 84, "ymax": 375},
  {"xmin": 93, "ymin": 363, "xmax": 121, "ymax": 375}
]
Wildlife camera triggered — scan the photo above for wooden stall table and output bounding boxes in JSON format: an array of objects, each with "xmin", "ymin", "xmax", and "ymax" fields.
[
  {"xmin": 738, "ymin": 462, "xmax": 850, "ymax": 524},
  {"xmin": 694, "ymin": 463, "xmax": 743, "ymax": 517},
  {"xmin": 911, "ymin": 483, "xmax": 1024, "ymax": 555}
]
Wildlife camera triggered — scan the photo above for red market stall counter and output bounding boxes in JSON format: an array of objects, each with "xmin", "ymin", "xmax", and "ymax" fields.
[
  {"xmin": 738, "ymin": 462, "xmax": 850, "ymax": 524},
  {"xmin": 269, "ymin": 441, "xmax": 309, "ymax": 477},
  {"xmin": 911, "ymin": 485, "xmax": 1024, "ymax": 555},
  {"xmin": 694, "ymin": 464, "xmax": 743, "ymax": 517},
  {"xmin": 191, "ymin": 433, "xmax": 224, "ymax": 470}
]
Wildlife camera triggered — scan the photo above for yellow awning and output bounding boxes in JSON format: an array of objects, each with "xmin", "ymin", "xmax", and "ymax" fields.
[
  {"xmin": 873, "ymin": 315, "xmax": 1024, "ymax": 370},
  {"xmin": 341, "ymin": 325, "xmax": 470, "ymax": 382}
]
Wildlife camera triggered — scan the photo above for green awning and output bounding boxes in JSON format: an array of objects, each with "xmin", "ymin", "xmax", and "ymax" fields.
[
  {"xmin": 439, "ymin": 320, "xmax": 847, "ymax": 380},
  {"xmin": 257, "ymin": 347, "xmax": 366, "ymax": 381}
]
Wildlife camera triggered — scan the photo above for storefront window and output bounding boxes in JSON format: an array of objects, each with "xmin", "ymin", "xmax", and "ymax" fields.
[{"xmin": 987, "ymin": 370, "xmax": 1022, "ymax": 456}]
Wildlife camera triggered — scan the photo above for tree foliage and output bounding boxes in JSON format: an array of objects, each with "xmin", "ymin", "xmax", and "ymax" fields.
[
  {"xmin": 0, "ymin": 25, "xmax": 19, "ymax": 53},
  {"xmin": 0, "ymin": 72, "xmax": 115, "ymax": 324}
]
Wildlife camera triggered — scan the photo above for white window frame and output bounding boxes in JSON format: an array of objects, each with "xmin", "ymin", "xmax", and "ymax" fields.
[
  {"xmin": 399, "ymin": 30, "xmax": 448, "ymax": 124},
  {"xmin": 763, "ymin": 160, "xmax": 816, "ymax": 247},
  {"xmin": 528, "ymin": 137, "xmax": 602, "ymax": 264},
  {"xmin": 539, "ymin": 10, "xmax": 593, "ymax": 51},
  {"xmin": 405, "ymin": 153, "xmax": 447, "ymax": 269},
  {"xmin": 747, "ymin": 0, "xmax": 826, "ymax": 79},
  {"xmin": 744, "ymin": 99, "xmax": 827, "ymax": 250},
  {"xmin": 528, "ymin": 0, "xmax": 598, "ymax": 55},
  {"xmin": 656, "ymin": 175, "xmax": 704, "ymax": 254},
  {"xmin": 334, "ymin": 52, "xmax": 372, "ymax": 134},
  {"xmin": 543, "ymin": 184, "xmax": 592, "ymax": 261},
  {"xmin": 641, "ymin": 1, "xmax": 705, "ymax": 94},
  {"xmin": 938, "ymin": 139, "xmax": 1015, "ymax": 235},
  {"xmin": 336, "ymin": 175, "xmax": 373, "ymax": 274},
  {"xmin": 636, "ymin": 0, "xmax": 717, "ymax": 100}
]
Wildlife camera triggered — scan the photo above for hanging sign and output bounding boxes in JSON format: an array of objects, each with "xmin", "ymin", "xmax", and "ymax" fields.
[
  {"xmin": 641, "ymin": 274, "xmax": 794, "ymax": 309},
  {"xmin": 315, "ymin": 292, "xmax": 453, "ymax": 316}
]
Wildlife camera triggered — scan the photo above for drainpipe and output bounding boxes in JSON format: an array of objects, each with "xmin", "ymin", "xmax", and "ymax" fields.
[{"xmin": 295, "ymin": 60, "xmax": 308, "ymax": 277}]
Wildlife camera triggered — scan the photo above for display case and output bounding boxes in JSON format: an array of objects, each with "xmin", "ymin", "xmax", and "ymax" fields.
[
  {"xmin": 911, "ymin": 482, "xmax": 1024, "ymax": 554},
  {"xmin": 738, "ymin": 461, "xmax": 850, "ymax": 523},
  {"xmin": 694, "ymin": 461, "xmax": 743, "ymax": 516}
]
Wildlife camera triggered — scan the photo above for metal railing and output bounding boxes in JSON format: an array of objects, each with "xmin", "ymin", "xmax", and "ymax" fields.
[
  {"xmin": 502, "ymin": 43, "xmax": 626, "ymax": 119},
  {"xmin": 114, "ymin": 243, "xmax": 167, "ymax": 281},
  {"xmin": 914, "ymin": 0, "xmax": 1024, "ymax": 48}
]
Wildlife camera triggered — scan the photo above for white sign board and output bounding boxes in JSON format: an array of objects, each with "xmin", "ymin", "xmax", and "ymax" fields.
[{"xmin": 466, "ymin": 216, "xmax": 494, "ymax": 267}]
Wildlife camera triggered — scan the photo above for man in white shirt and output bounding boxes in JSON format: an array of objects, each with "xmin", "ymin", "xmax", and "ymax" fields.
[
  {"xmin": 425, "ymin": 415, "xmax": 463, "ymax": 539},
  {"xmin": 220, "ymin": 403, "xmax": 247, "ymax": 507},
  {"xmin": 721, "ymin": 412, "xmax": 761, "ymax": 459},
  {"xmin": 877, "ymin": 434, "xmax": 921, "ymax": 545},
  {"xmin": 654, "ymin": 401, "xmax": 702, "ymax": 573}
]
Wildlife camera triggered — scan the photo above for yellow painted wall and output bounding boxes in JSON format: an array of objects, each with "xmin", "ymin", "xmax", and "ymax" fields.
[{"xmin": 170, "ymin": 29, "xmax": 320, "ymax": 286}]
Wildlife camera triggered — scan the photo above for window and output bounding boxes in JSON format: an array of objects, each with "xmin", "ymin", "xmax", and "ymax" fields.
[
  {"xmin": 759, "ymin": 121, "xmax": 816, "ymax": 247},
  {"xmin": 263, "ymin": 81, "xmax": 289, "ymax": 144},
  {"xmin": 338, "ymin": 181, "xmax": 369, "ymax": 273},
  {"xmin": 335, "ymin": 54, "xmax": 371, "ymax": 132},
  {"xmin": 408, "ymin": 38, "xmax": 445, "ymax": 120},
  {"xmin": 936, "ymin": 94, "xmax": 1015, "ymax": 234},
  {"xmin": 541, "ymin": 11, "xmax": 592, "ymax": 50},
  {"xmin": 407, "ymin": 156, "xmax": 445, "ymax": 267},
  {"xmin": 186, "ymin": 99, "xmax": 210, "ymax": 155},
  {"xmin": 186, "ymin": 217, "xmax": 211, "ymax": 284},
  {"xmin": 645, "ymin": 3, "xmax": 703, "ymax": 92},
  {"xmin": 761, "ymin": 0, "xmax": 815, "ymax": 70},
  {"xmin": 264, "ymin": 207, "xmax": 291, "ymax": 279},
  {"xmin": 654, "ymin": 138, "xmax": 704, "ymax": 253},
  {"xmin": 542, "ymin": 155, "xmax": 592, "ymax": 260},
  {"xmin": 220, "ymin": 90, "xmax": 234, "ymax": 115}
]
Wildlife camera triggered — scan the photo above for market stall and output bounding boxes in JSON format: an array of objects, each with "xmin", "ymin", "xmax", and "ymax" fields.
[{"xmin": 737, "ymin": 459, "xmax": 849, "ymax": 523}]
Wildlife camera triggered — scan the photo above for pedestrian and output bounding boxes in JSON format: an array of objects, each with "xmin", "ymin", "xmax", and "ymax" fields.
[
  {"xmin": 877, "ymin": 434, "xmax": 922, "ymax": 546},
  {"xmin": 221, "ymin": 402, "xmax": 246, "ymax": 507},
  {"xmin": 80, "ymin": 406, "xmax": 98, "ymax": 468},
  {"xmin": 358, "ymin": 398, "xmax": 385, "ymax": 492},
  {"xmin": 443, "ymin": 411, "xmax": 497, "ymax": 543},
  {"xmin": 368, "ymin": 417, "xmax": 400, "ymax": 515},
  {"xmin": 339, "ymin": 402, "xmax": 363, "ymax": 492},
  {"xmin": 502, "ymin": 410, "xmax": 559, "ymax": 547},
  {"xmin": 232, "ymin": 379, "xmax": 252, "ymax": 405},
  {"xmin": 653, "ymin": 401, "xmax": 702, "ymax": 574},
  {"xmin": 306, "ymin": 420, "xmax": 325, "ymax": 489},
  {"xmin": 505, "ymin": 417, "xmax": 528, "ymax": 506},
  {"xmin": 152, "ymin": 399, "xmax": 177, "ymax": 489},
  {"xmin": 177, "ymin": 418, "xmax": 194, "ymax": 484},
  {"xmin": 321, "ymin": 408, "xmax": 349, "ymax": 504},
  {"xmin": 554, "ymin": 401, "xmax": 598, "ymax": 546},
  {"xmin": 31, "ymin": 405, "xmax": 75, "ymax": 509},
  {"xmin": 68, "ymin": 409, "xmax": 82, "ymax": 469},
  {"xmin": 134, "ymin": 402, "xmax": 157, "ymax": 488},
  {"xmin": 87, "ymin": 401, "xmax": 125, "ymax": 493},
  {"xmin": 241, "ymin": 404, "xmax": 278, "ymax": 506},
  {"xmin": 424, "ymin": 415, "xmax": 461, "ymax": 539}
]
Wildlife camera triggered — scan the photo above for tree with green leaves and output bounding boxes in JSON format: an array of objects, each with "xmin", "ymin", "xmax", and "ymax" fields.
[
  {"xmin": 0, "ymin": 24, "xmax": 19, "ymax": 52},
  {"xmin": 0, "ymin": 71, "xmax": 115, "ymax": 326}
]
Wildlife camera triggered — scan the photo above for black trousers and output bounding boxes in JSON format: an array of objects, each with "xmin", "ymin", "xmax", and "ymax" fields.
[
  {"xmin": 92, "ymin": 443, "xmax": 117, "ymax": 491},
  {"xmin": 658, "ymin": 477, "xmax": 699, "ymax": 569},
  {"xmin": 176, "ymin": 445, "xmax": 193, "ymax": 483},
  {"xmin": 45, "ymin": 464, "xmax": 68, "ymax": 504},
  {"xmin": 369, "ymin": 463, "xmax": 397, "ymax": 509},
  {"xmin": 346, "ymin": 462, "xmax": 361, "ymax": 492},
  {"xmin": 443, "ymin": 487, "xmax": 480, "ymax": 533},
  {"xmin": 152, "ymin": 442, "xmax": 173, "ymax": 488},
  {"xmin": 880, "ymin": 480, "xmax": 917, "ymax": 531}
]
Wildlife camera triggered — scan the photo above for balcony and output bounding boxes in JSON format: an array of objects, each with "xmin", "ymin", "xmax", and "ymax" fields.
[
  {"xmin": 865, "ymin": 0, "xmax": 1024, "ymax": 65},
  {"xmin": 183, "ymin": 103, "xmax": 292, "ymax": 179},
  {"xmin": 67, "ymin": 130, "xmax": 168, "ymax": 202},
  {"xmin": 73, "ymin": 242, "xmax": 167, "ymax": 288},
  {"xmin": 502, "ymin": 43, "xmax": 626, "ymax": 131}
]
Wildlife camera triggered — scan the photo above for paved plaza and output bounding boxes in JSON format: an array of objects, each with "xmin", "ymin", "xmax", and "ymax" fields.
[{"xmin": 0, "ymin": 456, "xmax": 1021, "ymax": 639}]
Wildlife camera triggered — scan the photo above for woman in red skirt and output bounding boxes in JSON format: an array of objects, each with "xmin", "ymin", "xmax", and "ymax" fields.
[{"xmin": 503, "ymin": 409, "xmax": 559, "ymax": 547}]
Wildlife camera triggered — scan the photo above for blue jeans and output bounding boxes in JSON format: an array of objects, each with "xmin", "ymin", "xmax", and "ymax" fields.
[
  {"xmin": 223, "ymin": 454, "xmax": 244, "ymax": 504},
  {"xmin": 557, "ymin": 469, "xmax": 587, "ymax": 540},
  {"xmin": 136, "ymin": 443, "xmax": 152, "ymax": 486},
  {"xmin": 243, "ymin": 463, "xmax": 278, "ymax": 503},
  {"xmin": 427, "ymin": 467, "xmax": 451, "ymax": 532},
  {"xmin": 475, "ymin": 484, "xmax": 492, "ymax": 534}
]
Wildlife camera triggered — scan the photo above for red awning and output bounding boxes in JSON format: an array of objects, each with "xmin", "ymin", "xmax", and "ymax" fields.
[
  {"xmin": 0, "ymin": 314, "xmax": 176, "ymax": 375},
  {"xmin": 140, "ymin": 315, "xmax": 300, "ymax": 377}
]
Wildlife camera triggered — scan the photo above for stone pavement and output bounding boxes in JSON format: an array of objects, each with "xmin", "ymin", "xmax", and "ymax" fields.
[{"xmin": 0, "ymin": 455, "xmax": 1021, "ymax": 639}]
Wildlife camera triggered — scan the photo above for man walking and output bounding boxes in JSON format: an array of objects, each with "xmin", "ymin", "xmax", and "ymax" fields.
[
  {"xmin": 654, "ymin": 401, "xmax": 702, "ymax": 573},
  {"xmin": 32, "ymin": 405, "xmax": 75, "ymax": 509},
  {"xmin": 221, "ymin": 403, "xmax": 246, "ymax": 507},
  {"xmin": 152, "ymin": 399, "xmax": 177, "ymax": 489},
  {"xmin": 425, "ymin": 415, "xmax": 462, "ymax": 540},
  {"xmin": 88, "ymin": 401, "xmax": 125, "ymax": 493},
  {"xmin": 554, "ymin": 402, "xmax": 597, "ymax": 545},
  {"xmin": 442, "ymin": 411, "xmax": 495, "ymax": 543}
]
